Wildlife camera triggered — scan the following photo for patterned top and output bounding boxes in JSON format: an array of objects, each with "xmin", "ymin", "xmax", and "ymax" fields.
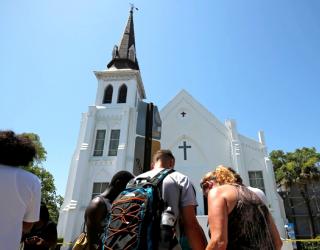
[{"xmin": 227, "ymin": 185, "xmax": 275, "ymax": 250}]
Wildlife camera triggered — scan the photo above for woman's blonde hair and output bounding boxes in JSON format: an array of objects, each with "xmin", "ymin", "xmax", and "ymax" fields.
[{"xmin": 201, "ymin": 165, "xmax": 237, "ymax": 186}]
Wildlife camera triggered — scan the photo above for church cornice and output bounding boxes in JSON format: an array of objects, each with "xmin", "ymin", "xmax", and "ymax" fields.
[
  {"xmin": 240, "ymin": 142, "xmax": 264, "ymax": 153},
  {"xmin": 89, "ymin": 158, "xmax": 115, "ymax": 166},
  {"xmin": 95, "ymin": 112, "xmax": 122, "ymax": 122}
]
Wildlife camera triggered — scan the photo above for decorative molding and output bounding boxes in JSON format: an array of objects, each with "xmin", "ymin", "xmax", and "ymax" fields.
[
  {"xmin": 233, "ymin": 142, "xmax": 241, "ymax": 156},
  {"xmin": 94, "ymin": 70, "xmax": 136, "ymax": 80},
  {"xmin": 80, "ymin": 143, "xmax": 88, "ymax": 150},
  {"xmin": 96, "ymin": 113, "xmax": 123, "ymax": 121},
  {"xmin": 101, "ymin": 76, "xmax": 132, "ymax": 82},
  {"xmin": 89, "ymin": 158, "xmax": 114, "ymax": 166},
  {"xmin": 241, "ymin": 142, "xmax": 264, "ymax": 153},
  {"xmin": 62, "ymin": 200, "xmax": 77, "ymax": 211},
  {"xmin": 228, "ymin": 142, "xmax": 233, "ymax": 165}
]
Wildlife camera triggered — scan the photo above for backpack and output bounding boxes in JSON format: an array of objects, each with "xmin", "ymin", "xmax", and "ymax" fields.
[{"xmin": 102, "ymin": 168, "xmax": 174, "ymax": 250}]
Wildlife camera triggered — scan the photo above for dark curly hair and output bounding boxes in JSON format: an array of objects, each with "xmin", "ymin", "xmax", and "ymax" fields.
[{"xmin": 0, "ymin": 130, "xmax": 36, "ymax": 167}]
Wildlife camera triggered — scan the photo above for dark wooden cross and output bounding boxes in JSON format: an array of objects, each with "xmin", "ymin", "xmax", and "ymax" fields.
[
  {"xmin": 178, "ymin": 141, "xmax": 191, "ymax": 160},
  {"xmin": 180, "ymin": 111, "xmax": 186, "ymax": 117}
]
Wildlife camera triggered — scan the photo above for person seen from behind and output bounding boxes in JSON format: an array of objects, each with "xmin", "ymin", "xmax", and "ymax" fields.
[
  {"xmin": 201, "ymin": 165, "xmax": 282, "ymax": 250},
  {"xmin": 84, "ymin": 170, "xmax": 134, "ymax": 250},
  {"xmin": 23, "ymin": 202, "xmax": 57, "ymax": 250},
  {"xmin": 136, "ymin": 149, "xmax": 207, "ymax": 250},
  {"xmin": 0, "ymin": 130, "xmax": 41, "ymax": 250},
  {"xmin": 226, "ymin": 167, "xmax": 268, "ymax": 206}
]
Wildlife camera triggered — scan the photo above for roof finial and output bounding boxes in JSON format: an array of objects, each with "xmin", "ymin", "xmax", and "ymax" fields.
[{"xmin": 130, "ymin": 3, "xmax": 139, "ymax": 13}]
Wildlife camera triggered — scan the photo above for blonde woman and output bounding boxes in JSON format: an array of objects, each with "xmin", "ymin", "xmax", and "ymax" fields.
[{"xmin": 201, "ymin": 166, "xmax": 282, "ymax": 250}]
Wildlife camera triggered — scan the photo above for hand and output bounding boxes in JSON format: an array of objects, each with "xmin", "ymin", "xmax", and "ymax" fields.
[
  {"xmin": 25, "ymin": 236, "xmax": 45, "ymax": 245},
  {"xmin": 35, "ymin": 237, "xmax": 45, "ymax": 245}
]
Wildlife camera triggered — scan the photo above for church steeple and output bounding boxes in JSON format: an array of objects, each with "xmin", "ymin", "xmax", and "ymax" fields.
[{"xmin": 107, "ymin": 7, "xmax": 139, "ymax": 70}]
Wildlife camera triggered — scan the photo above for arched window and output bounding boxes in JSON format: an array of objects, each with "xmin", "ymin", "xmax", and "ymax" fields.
[
  {"xmin": 117, "ymin": 84, "xmax": 127, "ymax": 103},
  {"xmin": 103, "ymin": 85, "xmax": 113, "ymax": 104}
]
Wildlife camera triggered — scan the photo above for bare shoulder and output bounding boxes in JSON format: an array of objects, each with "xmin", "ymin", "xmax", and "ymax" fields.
[
  {"xmin": 208, "ymin": 185, "xmax": 238, "ymax": 213},
  {"xmin": 85, "ymin": 197, "xmax": 106, "ymax": 218},
  {"xmin": 209, "ymin": 184, "xmax": 237, "ymax": 197}
]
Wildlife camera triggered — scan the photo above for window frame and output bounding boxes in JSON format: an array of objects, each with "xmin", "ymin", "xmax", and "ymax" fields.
[
  {"xmin": 117, "ymin": 84, "xmax": 127, "ymax": 103},
  {"xmin": 248, "ymin": 170, "xmax": 266, "ymax": 193},
  {"xmin": 91, "ymin": 182, "xmax": 109, "ymax": 199},
  {"xmin": 93, "ymin": 129, "xmax": 106, "ymax": 156},
  {"xmin": 108, "ymin": 129, "xmax": 120, "ymax": 156},
  {"xmin": 103, "ymin": 85, "xmax": 113, "ymax": 104}
]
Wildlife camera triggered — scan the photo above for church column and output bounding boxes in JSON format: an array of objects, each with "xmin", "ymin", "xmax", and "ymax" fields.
[
  {"xmin": 258, "ymin": 131, "xmax": 277, "ymax": 199},
  {"xmin": 72, "ymin": 106, "xmax": 97, "ymax": 204},
  {"xmin": 265, "ymin": 156, "xmax": 286, "ymax": 237},
  {"xmin": 225, "ymin": 120, "xmax": 248, "ymax": 181},
  {"xmin": 259, "ymin": 131, "xmax": 286, "ymax": 238},
  {"xmin": 58, "ymin": 107, "xmax": 97, "ymax": 247},
  {"xmin": 116, "ymin": 106, "xmax": 131, "ymax": 170}
]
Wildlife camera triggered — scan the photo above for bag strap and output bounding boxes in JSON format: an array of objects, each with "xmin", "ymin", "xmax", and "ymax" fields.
[
  {"xmin": 149, "ymin": 168, "xmax": 174, "ymax": 186},
  {"xmin": 98, "ymin": 196, "xmax": 111, "ymax": 212}
]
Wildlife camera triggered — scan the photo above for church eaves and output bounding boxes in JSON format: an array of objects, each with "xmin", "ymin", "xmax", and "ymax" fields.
[{"xmin": 107, "ymin": 8, "xmax": 140, "ymax": 70}]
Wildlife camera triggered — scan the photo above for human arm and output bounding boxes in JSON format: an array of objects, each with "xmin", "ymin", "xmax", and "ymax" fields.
[
  {"xmin": 181, "ymin": 205, "xmax": 207, "ymax": 250},
  {"xmin": 205, "ymin": 185, "xmax": 238, "ymax": 250},
  {"xmin": 22, "ymin": 222, "xmax": 34, "ymax": 234},
  {"xmin": 85, "ymin": 198, "xmax": 107, "ymax": 250},
  {"xmin": 267, "ymin": 213, "xmax": 283, "ymax": 250},
  {"xmin": 206, "ymin": 188, "xmax": 229, "ymax": 250},
  {"xmin": 21, "ymin": 173, "xmax": 41, "ymax": 236}
]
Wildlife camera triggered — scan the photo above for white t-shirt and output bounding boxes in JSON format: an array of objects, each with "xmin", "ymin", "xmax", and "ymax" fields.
[
  {"xmin": 247, "ymin": 186, "xmax": 268, "ymax": 205},
  {"xmin": 0, "ymin": 164, "xmax": 41, "ymax": 250}
]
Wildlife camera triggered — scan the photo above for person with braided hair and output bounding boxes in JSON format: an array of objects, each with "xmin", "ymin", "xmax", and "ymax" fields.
[{"xmin": 201, "ymin": 165, "xmax": 282, "ymax": 250}]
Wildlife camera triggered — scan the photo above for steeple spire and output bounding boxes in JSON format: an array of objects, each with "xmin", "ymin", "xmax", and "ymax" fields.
[{"xmin": 107, "ymin": 7, "xmax": 139, "ymax": 70}]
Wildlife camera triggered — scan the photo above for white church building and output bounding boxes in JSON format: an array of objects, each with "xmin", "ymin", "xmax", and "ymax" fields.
[{"xmin": 57, "ymin": 9, "xmax": 289, "ymax": 247}]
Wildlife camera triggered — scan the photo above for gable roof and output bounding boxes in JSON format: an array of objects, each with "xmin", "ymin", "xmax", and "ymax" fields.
[{"xmin": 160, "ymin": 89, "xmax": 229, "ymax": 136}]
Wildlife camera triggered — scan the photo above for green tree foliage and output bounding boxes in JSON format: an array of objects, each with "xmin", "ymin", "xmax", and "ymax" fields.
[
  {"xmin": 21, "ymin": 133, "xmax": 63, "ymax": 223},
  {"xmin": 270, "ymin": 147, "xmax": 320, "ymax": 187},
  {"xmin": 270, "ymin": 147, "xmax": 320, "ymax": 238}
]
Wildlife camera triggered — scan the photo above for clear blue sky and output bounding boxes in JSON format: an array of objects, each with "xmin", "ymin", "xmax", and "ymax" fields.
[{"xmin": 1, "ymin": 0, "xmax": 320, "ymax": 196}]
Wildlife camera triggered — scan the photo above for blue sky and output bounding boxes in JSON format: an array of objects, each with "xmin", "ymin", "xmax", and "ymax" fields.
[{"xmin": 1, "ymin": 0, "xmax": 320, "ymax": 196}]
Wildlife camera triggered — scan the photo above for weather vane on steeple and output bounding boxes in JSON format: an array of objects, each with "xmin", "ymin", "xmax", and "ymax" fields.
[{"xmin": 130, "ymin": 3, "xmax": 139, "ymax": 13}]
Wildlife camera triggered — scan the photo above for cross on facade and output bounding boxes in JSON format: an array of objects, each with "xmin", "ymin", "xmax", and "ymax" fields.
[
  {"xmin": 180, "ymin": 111, "xmax": 186, "ymax": 117},
  {"xmin": 178, "ymin": 141, "xmax": 191, "ymax": 160}
]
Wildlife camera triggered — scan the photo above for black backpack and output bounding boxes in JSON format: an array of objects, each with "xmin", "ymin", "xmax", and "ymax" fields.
[{"xmin": 102, "ymin": 168, "xmax": 174, "ymax": 250}]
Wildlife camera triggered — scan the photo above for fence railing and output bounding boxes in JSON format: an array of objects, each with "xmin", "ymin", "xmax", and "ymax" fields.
[{"xmin": 283, "ymin": 238, "xmax": 320, "ymax": 250}]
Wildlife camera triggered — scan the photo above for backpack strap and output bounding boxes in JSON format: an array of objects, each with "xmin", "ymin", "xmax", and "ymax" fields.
[
  {"xmin": 131, "ymin": 168, "xmax": 174, "ymax": 187},
  {"xmin": 98, "ymin": 196, "xmax": 111, "ymax": 212},
  {"xmin": 149, "ymin": 168, "xmax": 174, "ymax": 186}
]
